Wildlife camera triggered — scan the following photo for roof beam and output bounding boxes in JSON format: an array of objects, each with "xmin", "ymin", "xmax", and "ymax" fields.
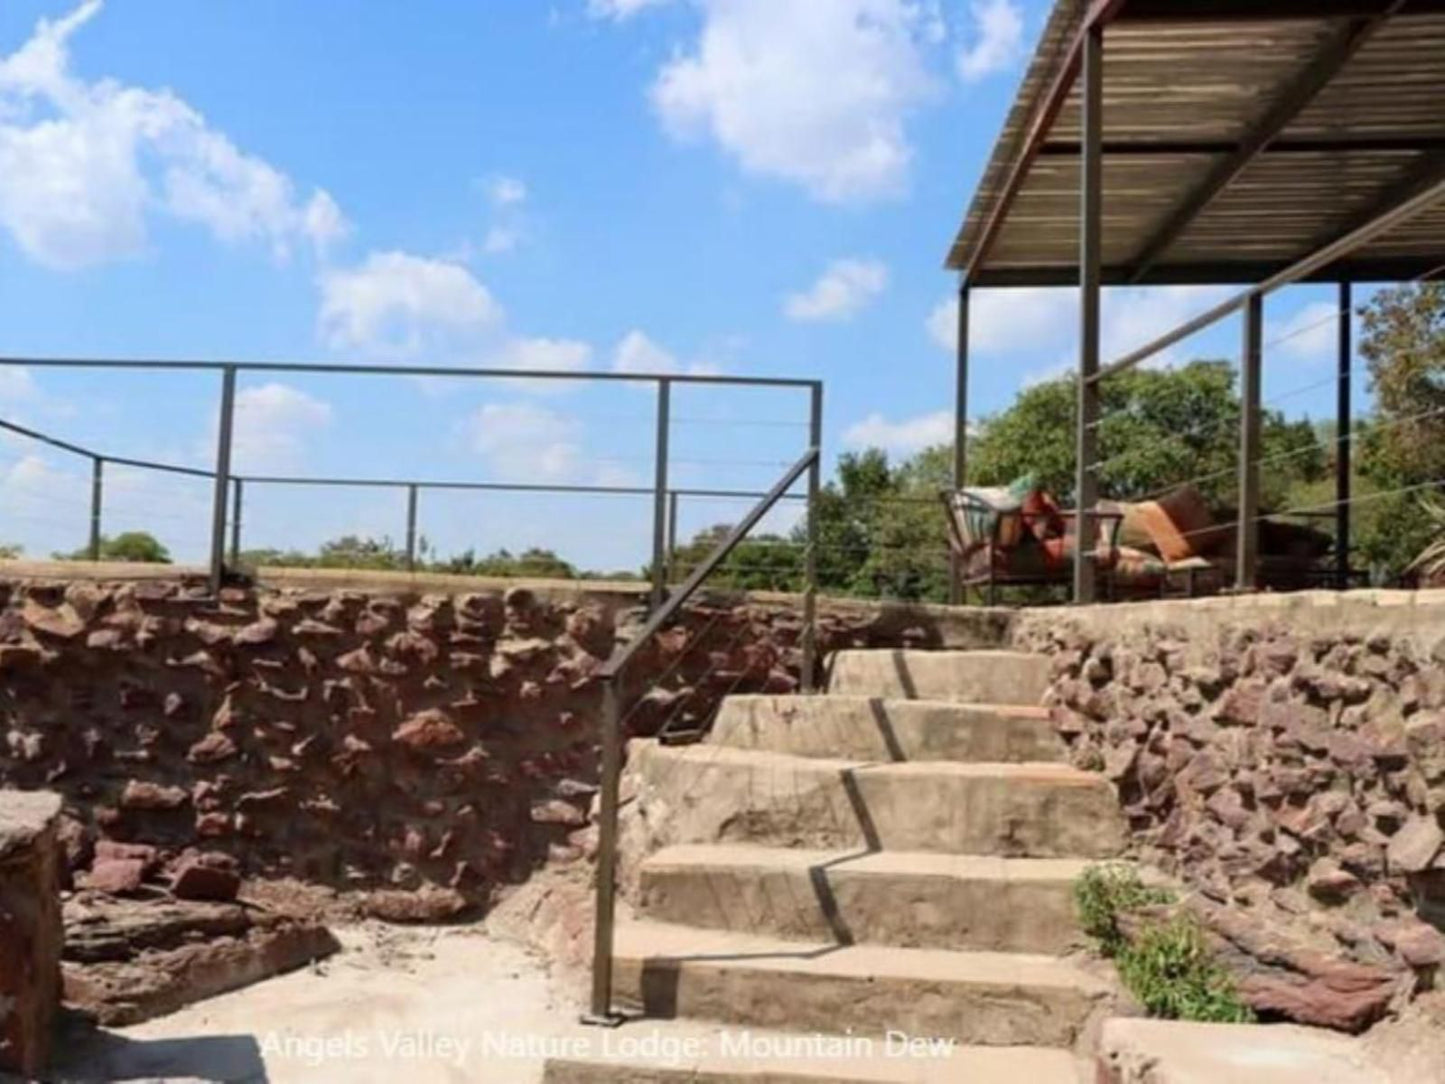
[
  {"xmin": 1039, "ymin": 135, "xmax": 1445, "ymax": 157},
  {"xmin": 1125, "ymin": 4, "xmax": 1403, "ymax": 284},
  {"xmin": 968, "ymin": 255, "xmax": 1445, "ymax": 288},
  {"xmin": 1306, "ymin": 148, "xmax": 1445, "ymax": 256},
  {"xmin": 961, "ymin": 0, "xmax": 1129, "ymax": 285},
  {"xmin": 1121, "ymin": 0, "xmax": 1445, "ymax": 20}
]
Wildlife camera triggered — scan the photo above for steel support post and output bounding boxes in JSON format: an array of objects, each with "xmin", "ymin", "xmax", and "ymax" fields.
[
  {"xmin": 1335, "ymin": 282, "xmax": 1353, "ymax": 588},
  {"xmin": 89, "ymin": 457, "xmax": 104, "ymax": 562},
  {"xmin": 665, "ymin": 490, "xmax": 680, "ymax": 585},
  {"xmin": 405, "ymin": 484, "xmax": 419, "ymax": 572},
  {"xmin": 208, "ymin": 366, "xmax": 237, "ymax": 594},
  {"xmin": 1073, "ymin": 23, "xmax": 1104, "ymax": 605},
  {"xmin": 1237, "ymin": 293, "xmax": 1264, "ymax": 591},
  {"xmin": 228, "ymin": 478, "xmax": 243, "ymax": 565},
  {"xmin": 802, "ymin": 384, "xmax": 823, "ymax": 694},
  {"xmin": 649, "ymin": 379, "xmax": 672, "ymax": 611},
  {"xmin": 950, "ymin": 282, "xmax": 971, "ymax": 605},
  {"xmin": 583, "ymin": 678, "xmax": 624, "ymax": 1026}
]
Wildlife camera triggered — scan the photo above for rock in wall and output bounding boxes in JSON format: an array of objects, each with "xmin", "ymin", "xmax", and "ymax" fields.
[{"xmin": 1016, "ymin": 601, "xmax": 1445, "ymax": 1031}]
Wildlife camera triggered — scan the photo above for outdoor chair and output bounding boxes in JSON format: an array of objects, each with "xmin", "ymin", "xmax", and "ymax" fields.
[{"xmin": 940, "ymin": 484, "xmax": 1123, "ymax": 605}]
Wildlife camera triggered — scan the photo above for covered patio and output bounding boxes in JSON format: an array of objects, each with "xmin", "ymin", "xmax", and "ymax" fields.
[{"xmin": 946, "ymin": 0, "xmax": 1445, "ymax": 603}]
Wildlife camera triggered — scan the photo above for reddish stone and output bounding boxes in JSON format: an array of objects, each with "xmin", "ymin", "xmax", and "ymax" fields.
[
  {"xmin": 120, "ymin": 781, "xmax": 189, "ymax": 811},
  {"xmin": 83, "ymin": 857, "xmax": 147, "ymax": 895},
  {"xmin": 187, "ymin": 732, "xmax": 238, "ymax": 765},
  {"xmin": 392, "ymin": 709, "xmax": 465, "ymax": 752},
  {"xmin": 170, "ymin": 854, "xmax": 241, "ymax": 902}
]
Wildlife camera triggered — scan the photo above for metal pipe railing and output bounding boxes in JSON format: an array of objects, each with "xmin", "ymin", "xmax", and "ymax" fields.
[{"xmin": 582, "ymin": 444, "xmax": 821, "ymax": 1025}]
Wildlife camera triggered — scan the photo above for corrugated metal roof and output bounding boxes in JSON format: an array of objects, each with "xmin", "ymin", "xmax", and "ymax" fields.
[{"xmin": 948, "ymin": 1, "xmax": 1445, "ymax": 285}]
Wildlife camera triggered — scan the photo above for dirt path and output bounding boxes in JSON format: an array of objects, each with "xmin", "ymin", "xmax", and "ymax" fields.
[{"xmin": 62, "ymin": 922, "xmax": 574, "ymax": 1083}]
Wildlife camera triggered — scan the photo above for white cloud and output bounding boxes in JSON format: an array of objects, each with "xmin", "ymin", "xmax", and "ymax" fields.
[
  {"xmin": 955, "ymin": 0, "xmax": 1025, "ymax": 82},
  {"xmin": 483, "ymin": 226, "xmax": 521, "ymax": 254},
  {"xmin": 0, "ymin": 1, "xmax": 348, "ymax": 270},
  {"xmin": 317, "ymin": 251, "xmax": 502, "ymax": 356},
  {"xmin": 843, "ymin": 409, "xmax": 954, "ymax": 455},
  {"xmin": 927, "ymin": 284, "xmax": 1231, "ymax": 369},
  {"xmin": 232, "ymin": 383, "xmax": 332, "ymax": 472},
  {"xmin": 646, "ymin": 0, "xmax": 942, "ymax": 203},
  {"xmin": 784, "ymin": 258, "xmax": 888, "ymax": 322},
  {"xmin": 487, "ymin": 176, "xmax": 528, "ymax": 207},
  {"xmin": 1268, "ymin": 301, "xmax": 1342, "ymax": 363},
  {"xmin": 496, "ymin": 337, "xmax": 593, "ymax": 375},
  {"xmin": 588, "ymin": 0, "xmax": 675, "ymax": 19},
  {"xmin": 611, "ymin": 329, "xmax": 720, "ymax": 377},
  {"xmin": 464, "ymin": 402, "xmax": 581, "ymax": 481},
  {"xmin": 0, "ymin": 366, "xmax": 39, "ymax": 404}
]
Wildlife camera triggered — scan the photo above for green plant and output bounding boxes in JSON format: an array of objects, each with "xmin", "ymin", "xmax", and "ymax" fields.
[
  {"xmin": 1074, "ymin": 863, "xmax": 1173, "ymax": 956},
  {"xmin": 1406, "ymin": 495, "xmax": 1445, "ymax": 586},
  {"xmin": 1116, "ymin": 916, "xmax": 1256, "ymax": 1024},
  {"xmin": 0, "ymin": 542, "xmax": 21, "ymax": 560}
]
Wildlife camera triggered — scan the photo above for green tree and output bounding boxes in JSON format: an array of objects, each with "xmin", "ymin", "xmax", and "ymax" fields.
[
  {"xmin": 313, "ymin": 535, "xmax": 407, "ymax": 570},
  {"xmin": 62, "ymin": 531, "xmax": 171, "ymax": 563},
  {"xmin": 439, "ymin": 546, "xmax": 577, "ymax": 579},
  {"xmin": 969, "ymin": 360, "xmax": 1326, "ymax": 509},
  {"xmin": 1354, "ymin": 283, "xmax": 1445, "ymax": 580},
  {"xmin": 0, "ymin": 543, "xmax": 22, "ymax": 560}
]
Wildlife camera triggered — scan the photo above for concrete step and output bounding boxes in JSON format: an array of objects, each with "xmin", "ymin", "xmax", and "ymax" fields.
[
  {"xmin": 711, "ymin": 695, "xmax": 1066, "ymax": 763},
  {"xmin": 543, "ymin": 1018, "xmax": 1089, "ymax": 1082},
  {"xmin": 638, "ymin": 844, "xmax": 1091, "ymax": 954},
  {"xmin": 631, "ymin": 742, "xmax": 1125, "ymax": 859},
  {"xmin": 607, "ymin": 920, "xmax": 1111, "ymax": 1049},
  {"xmin": 828, "ymin": 650, "xmax": 1050, "ymax": 705}
]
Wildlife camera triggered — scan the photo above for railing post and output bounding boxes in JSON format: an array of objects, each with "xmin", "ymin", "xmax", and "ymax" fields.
[
  {"xmin": 1237, "ymin": 292, "xmax": 1264, "ymax": 592},
  {"xmin": 208, "ymin": 366, "xmax": 237, "ymax": 595},
  {"xmin": 405, "ymin": 484, "xmax": 419, "ymax": 572},
  {"xmin": 88, "ymin": 457, "xmax": 104, "ymax": 562},
  {"xmin": 802, "ymin": 384, "xmax": 822, "ymax": 694},
  {"xmin": 584, "ymin": 676, "xmax": 624, "ymax": 1026},
  {"xmin": 1074, "ymin": 21, "xmax": 1104, "ymax": 605},
  {"xmin": 1335, "ymin": 281, "xmax": 1353, "ymax": 588},
  {"xmin": 950, "ymin": 282, "xmax": 971, "ymax": 606},
  {"xmin": 665, "ymin": 489, "xmax": 680, "ymax": 585},
  {"xmin": 649, "ymin": 379, "xmax": 672, "ymax": 611},
  {"xmin": 229, "ymin": 478, "xmax": 244, "ymax": 565}
]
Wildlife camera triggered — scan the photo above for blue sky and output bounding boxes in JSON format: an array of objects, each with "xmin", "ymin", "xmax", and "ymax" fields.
[{"xmin": 0, "ymin": 0, "xmax": 1359, "ymax": 569}]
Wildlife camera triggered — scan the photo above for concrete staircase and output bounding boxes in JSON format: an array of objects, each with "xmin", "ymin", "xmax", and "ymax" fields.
[{"xmin": 544, "ymin": 649, "xmax": 1126, "ymax": 1082}]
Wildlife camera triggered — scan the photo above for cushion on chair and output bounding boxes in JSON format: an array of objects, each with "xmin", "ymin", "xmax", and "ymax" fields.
[{"xmin": 1132, "ymin": 485, "xmax": 1224, "ymax": 562}]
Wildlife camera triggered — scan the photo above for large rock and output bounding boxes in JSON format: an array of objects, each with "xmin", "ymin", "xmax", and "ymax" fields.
[
  {"xmin": 0, "ymin": 790, "xmax": 63, "ymax": 1078},
  {"xmin": 61, "ymin": 893, "xmax": 339, "ymax": 1026}
]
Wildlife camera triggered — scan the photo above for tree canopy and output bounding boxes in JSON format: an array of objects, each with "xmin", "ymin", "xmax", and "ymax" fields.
[{"xmin": 61, "ymin": 531, "xmax": 171, "ymax": 564}]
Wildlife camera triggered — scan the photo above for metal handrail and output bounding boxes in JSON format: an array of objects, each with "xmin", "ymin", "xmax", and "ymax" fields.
[{"xmin": 583, "ymin": 443, "xmax": 821, "ymax": 1025}]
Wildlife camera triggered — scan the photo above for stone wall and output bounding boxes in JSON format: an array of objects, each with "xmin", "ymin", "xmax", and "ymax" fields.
[
  {"xmin": 1015, "ymin": 590, "xmax": 1445, "ymax": 1031},
  {"xmin": 0, "ymin": 573, "xmax": 1005, "ymax": 916}
]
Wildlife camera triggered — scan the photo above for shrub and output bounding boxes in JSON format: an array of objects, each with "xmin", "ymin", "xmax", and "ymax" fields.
[
  {"xmin": 1116, "ymin": 916, "xmax": 1256, "ymax": 1024},
  {"xmin": 1074, "ymin": 864, "xmax": 1254, "ymax": 1024},
  {"xmin": 1074, "ymin": 863, "xmax": 1172, "ymax": 956}
]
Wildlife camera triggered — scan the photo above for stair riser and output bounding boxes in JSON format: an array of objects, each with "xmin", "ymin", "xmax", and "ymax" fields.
[
  {"xmin": 711, "ymin": 697, "xmax": 1066, "ymax": 764},
  {"xmin": 639, "ymin": 865, "xmax": 1081, "ymax": 954},
  {"xmin": 634, "ymin": 747, "xmax": 1125, "ymax": 859},
  {"xmin": 612, "ymin": 958, "xmax": 1099, "ymax": 1049},
  {"xmin": 828, "ymin": 651, "xmax": 1050, "ymax": 706}
]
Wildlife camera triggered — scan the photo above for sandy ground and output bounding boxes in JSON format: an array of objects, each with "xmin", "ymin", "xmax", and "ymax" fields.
[{"xmin": 59, "ymin": 922, "xmax": 578, "ymax": 1083}]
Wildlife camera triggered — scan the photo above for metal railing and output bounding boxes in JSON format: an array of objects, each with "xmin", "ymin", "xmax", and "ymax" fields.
[
  {"xmin": 0, "ymin": 357, "xmax": 823, "ymax": 600},
  {"xmin": 584, "ymin": 434, "xmax": 822, "ymax": 1025}
]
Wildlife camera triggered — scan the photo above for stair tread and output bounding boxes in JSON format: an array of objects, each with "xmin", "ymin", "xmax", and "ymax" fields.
[
  {"xmin": 613, "ymin": 919, "xmax": 1110, "ymax": 993},
  {"xmin": 671, "ymin": 742, "xmax": 1103, "ymax": 783},
  {"xmin": 723, "ymin": 694, "xmax": 1051, "ymax": 718},
  {"xmin": 644, "ymin": 843, "xmax": 1100, "ymax": 883},
  {"xmin": 544, "ymin": 1018, "xmax": 1086, "ymax": 1082}
]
